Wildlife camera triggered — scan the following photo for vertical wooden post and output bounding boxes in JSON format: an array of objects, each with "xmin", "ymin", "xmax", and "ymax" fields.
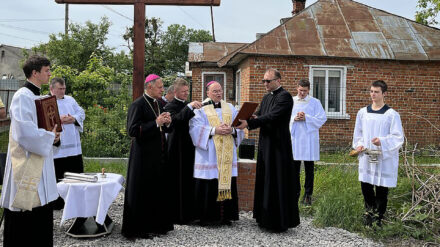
[
  {"xmin": 65, "ymin": 4, "xmax": 69, "ymax": 35},
  {"xmin": 133, "ymin": 2, "xmax": 146, "ymax": 100}
]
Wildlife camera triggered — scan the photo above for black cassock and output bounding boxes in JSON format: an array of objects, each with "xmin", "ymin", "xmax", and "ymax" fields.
[
  {"xmin": 247, "ymin": 87, "xmax": 300, "ymax": 232},
  {"xmin": 164, "ymin": 99, "xmax": 196, "ymax": 224},
  {"xmin": 121, "ymin": 94, "xmax": 174, "ymax": 238}
]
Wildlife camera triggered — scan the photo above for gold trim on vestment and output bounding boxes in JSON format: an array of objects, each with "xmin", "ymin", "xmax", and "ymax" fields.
[
  {"xmin": 9, "ymin": 128, "xmax": 44, "ymax": 211},
  {"xmin": 204, "ymin": 100, "xmax": 234, "ymax": 202}
]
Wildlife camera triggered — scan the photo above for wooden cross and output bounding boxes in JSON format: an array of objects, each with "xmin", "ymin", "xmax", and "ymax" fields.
[{"xmin": 55, "ymin": 0, "xmax": 220, "ymax": 100}]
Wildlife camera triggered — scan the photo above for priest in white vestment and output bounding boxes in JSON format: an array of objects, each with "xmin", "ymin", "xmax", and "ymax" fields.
[
  {"xmin": 290, "ymin": 79, "xmax": 326, "ymax": 205},
  {"xmin": 189, "ymin": 81, "xmax": 244, "ymax": 225},
  {"xmin": 50, "ymin": 77, "xmax": 86, "ymax": 209},
  {"xmin": 0, "ymin": 55, "xmax": 60, "ymax": 246},
  {"xmin": 352, "ymin": 80, "xmax": 404, "ymax": 227}
]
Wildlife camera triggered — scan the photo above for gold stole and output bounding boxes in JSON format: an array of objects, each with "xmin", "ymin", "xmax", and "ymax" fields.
[
  {"xmin": 9, "ymin": 129, "xmax": 44, "ymax": 210},
  {"xmin": 204, "ymin": 100, "xmax": 234, "ymax": 201}
]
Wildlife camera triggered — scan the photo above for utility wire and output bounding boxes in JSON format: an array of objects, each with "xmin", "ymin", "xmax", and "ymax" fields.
[
  {"xmin": 0, "ymin": 23, "xmax": 51, "ymax": 35},
  {"xmin": 0, "ymin": 32, "xmax": 41, "ymax": 43},
  {"xmin": 0, "ymin": 18, "xmax": 64, "ymax": 22},
  {"xmin": 177, "ymin": 6, "xmax": 208, "ymax": 30},
  {"xmin": 102, "ymin": 6, "xmax": 133, "ymax": 22}
]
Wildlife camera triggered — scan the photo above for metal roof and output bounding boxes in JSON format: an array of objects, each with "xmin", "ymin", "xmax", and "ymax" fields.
[
  {"xmin": 188, "ymin": 42, "xmax": 247, "ymax": 63},
  {"xmin": 215, "ymin": 0, "xmax": 440, "ymax": 67}
]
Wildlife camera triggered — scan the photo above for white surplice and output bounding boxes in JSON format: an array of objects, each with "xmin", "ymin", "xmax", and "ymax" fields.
[
  {"xmin": 353, "ymin": 106, "xmax": 404, "ymax": 188},
  {"xmin": 0, "ymin": 87, "xmax": 58, "ymax": 211},
  {"xmin": 289, "ymin": 95, "xmax": 327, "ymax": 161},
  {"xmin": 189, "ymin": 103, "xmax": 244, "ymax": 179},
  {"xmin": 54, "ymin": 95, "xmax": 85, "ymax": 158}
]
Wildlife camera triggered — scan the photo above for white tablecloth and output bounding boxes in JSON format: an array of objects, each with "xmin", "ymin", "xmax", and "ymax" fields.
[{"xmin": 57, "ymin": 173, "xmax": 125, "ymax": 225}]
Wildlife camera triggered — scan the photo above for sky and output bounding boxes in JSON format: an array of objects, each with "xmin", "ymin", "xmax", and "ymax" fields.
[{"xmin": 0, "ymin": 0, "xmax": 425, "ymax": 52}]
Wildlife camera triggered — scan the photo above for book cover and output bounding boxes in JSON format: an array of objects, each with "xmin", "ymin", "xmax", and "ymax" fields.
[
  {"xmin": 35, "ymin": 95, "xmax": 63, "ymax": 132},
  {"xmin": 232, "ymin": 102, "xmax": 259, "ymax": 127}
]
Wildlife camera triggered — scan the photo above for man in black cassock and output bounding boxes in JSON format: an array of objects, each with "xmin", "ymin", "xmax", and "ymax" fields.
[
  {"xmin": 121, "ymin": 74, "xmax": 174, "ymax": 239},
  {"xmin": 237, "ymin": 68, "xmax": 300, "ymax": 232},
  {"xmin": 164, "ymin": 78, "xmax": 202, "ymax": 224}
]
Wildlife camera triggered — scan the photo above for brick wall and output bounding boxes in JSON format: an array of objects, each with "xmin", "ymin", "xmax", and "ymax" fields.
[
  {"xmin": 191, "ymin": 56, "xmax": 440, "ymax": 148},
  {"xmin": 236, "ymin": 159, "xmax": 256, "ymax": 211},
  {"xmin": 191, "ymin": 56, "xmax": 440, "ymax": 212},
  {"xmin": 190, "ymin": 65, "xmax": 237, "ymax": 105}
]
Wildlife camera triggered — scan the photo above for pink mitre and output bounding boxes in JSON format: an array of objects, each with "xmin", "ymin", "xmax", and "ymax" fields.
[
  {"xmin": 145, "ymin": 74, "xmax": 160, "ymax": 84},
  {"xmin": 206, "ymin": 80, "xmax": 217, "ymax": 89}
]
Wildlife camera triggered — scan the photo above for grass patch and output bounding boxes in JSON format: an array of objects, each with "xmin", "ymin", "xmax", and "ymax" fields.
[
  {"xmin": 319, "ymin": 151, "xmax": 440, "ymax": 164},
  {"xmin": 84, "ymin": 160, "xmax": 127, "ymax": 177},
  {"xmin": 298, "ymin": 165, "xmax": 440, "ymax": 244}
]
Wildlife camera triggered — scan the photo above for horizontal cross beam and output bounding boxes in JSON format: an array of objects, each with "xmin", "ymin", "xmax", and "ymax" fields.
[{"xmin": 55, "ymin": 0, "xmax": 220, "ymax": 5}]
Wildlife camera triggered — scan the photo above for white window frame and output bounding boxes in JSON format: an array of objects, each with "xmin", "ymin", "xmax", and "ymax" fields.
[
  {"xmin": 235, "ymin": 69, "xmax": 241, "ymax": 106},
  {"xmin": 201, "ymin": 71, "xmax": 227, "ymax": 100},
  {"xmin": 308, "ymin": 65, "xmax": 350, "ymax": 119}
]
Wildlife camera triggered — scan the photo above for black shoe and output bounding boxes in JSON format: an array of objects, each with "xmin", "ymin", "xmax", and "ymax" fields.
[
  {"xmin": 302, "ymin": 194, "xmax": 312, "ymax": 205},
  {"xmin": 363, "ymin": 212, "xmax": 373, "ymax": 227}
]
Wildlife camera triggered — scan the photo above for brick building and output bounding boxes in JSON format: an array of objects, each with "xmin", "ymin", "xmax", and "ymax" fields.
[{"xmin": 188, "ymin": 0, "xmax": 440, "ymax": 149}]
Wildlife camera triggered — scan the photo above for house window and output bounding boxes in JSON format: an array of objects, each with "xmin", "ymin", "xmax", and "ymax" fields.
[
  {"xmin": 310, "ymin": 66, "xmax": 349, "ymax": 119},
  {"xmin": 202, "ymin": 72, "xmax": 226, "ymax": 100},
  {"xmin": 235, "ymin": 70, "xmax": 241, "ymax": 106}
]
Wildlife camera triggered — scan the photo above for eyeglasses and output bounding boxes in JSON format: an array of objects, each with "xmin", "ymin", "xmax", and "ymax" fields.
[{"xmin": 262, "ymin": 78, "xmax": 278, "ymax": 84}]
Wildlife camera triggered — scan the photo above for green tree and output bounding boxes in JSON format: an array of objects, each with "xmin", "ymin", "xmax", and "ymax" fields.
[
  {"xmin": 123, "ymin": 17, "xmax": 212, "ymax": 77},
  {"xmin": 162, "ymin": 24, "xmax": 212, "ymax": 75},
  {"xmin": 416, "ymin": 0, "xmax": 440, "ymax": 25},
  {"xmin": 29, "ymin": 17, "xmax": 131, "ymax": 74}
]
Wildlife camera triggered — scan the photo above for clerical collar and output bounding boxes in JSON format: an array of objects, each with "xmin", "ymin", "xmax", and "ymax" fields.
[
  {"xmin": 24, "ymin": 80, "xmax": 41, "ymax": 96},
  {"xmin": 270, "ymin": 86, "xmax": 282, "ymax": 95},
  {"xmin": 213, "ymin": 101, "xmax": 221, "ymax": 108},
  {"xmin": 174, "ymin": 96, "xmax": 185, "ymax": 103},
  {"xmin": 144, "ymin": 93, "xmax": 157, "ymax": 102},
  {"xmin": 367, "ymin": 104, "xmax": 390, "ymax": 114},
  {"xmin": 162, "ymin": 95, "xmax": 169, "ymax": 103}
]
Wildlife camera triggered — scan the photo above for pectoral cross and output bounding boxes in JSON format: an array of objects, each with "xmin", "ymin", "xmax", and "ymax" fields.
[{"xmin": 55, "ymin": 0, "xmax": 221, "ymax": 100}]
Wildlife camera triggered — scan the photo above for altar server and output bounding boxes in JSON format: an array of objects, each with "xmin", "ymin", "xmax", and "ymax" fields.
[
  {"xmin": 290, "ymin": 79, "xmax": 327, "ymax": 205},
  {"xmin": 353, "ymin": 80, "xmax": 404, "ymax": 227}
]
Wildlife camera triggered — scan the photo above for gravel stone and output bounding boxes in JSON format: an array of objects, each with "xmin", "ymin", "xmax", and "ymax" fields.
[{"xmin": 0, "ymin": 192, "xmax": 384, "ymax": 246}]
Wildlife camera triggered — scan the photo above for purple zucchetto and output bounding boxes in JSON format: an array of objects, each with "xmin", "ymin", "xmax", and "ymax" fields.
[
  {"xmin": 145, "ymin": 74, "xmax": 160, "ymax": 84},
  {"xmin": 206, "ymin": 81, "xmax": 217, "ymax": 90}
]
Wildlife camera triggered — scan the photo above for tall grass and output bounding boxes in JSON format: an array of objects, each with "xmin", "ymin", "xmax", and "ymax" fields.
[{"xmin": 299, "ymin": 165, "xmax": 440, "ymax": 243}]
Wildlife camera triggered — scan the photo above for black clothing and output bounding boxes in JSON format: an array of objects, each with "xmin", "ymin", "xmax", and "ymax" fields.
[
  {"xmin": 194, "ymin": 177, "xmax": 239, "ymax": 224},
  {"xmin": 164, "ymin": 99, "xmax": 196, "ymax": 224},
  {"xmin": 4, "ymin": 80, "xmax": 54, "ymax": 247},
  {"xmin": 121, "ymin": 94, "xmax": 174, "ymax": 238},
  {"xmin": 53, "ymin": 154, "xmax": 84, "ymax": 210},
  {"xmin": 24, "ymin": 81, "xmax": 41, "ymax": 95},
  {"xmin": 4, "ymin": 203, "xmax": 53, "ymax": 247},
  {"xmin": 247, "ymin": 87, "xmax": 300, "ymax": 232},
  {"xmin": 361, "ymin": 182, "xmax": 389, "ymax": 220},
  {"xmin": 157, "ymin": 97, "xmax": 168, "ymax": 108},
  {"xmin": 367, "ymin": 104, "xmax": 390, "ymax": 114},
  {"xmin": 293, "ymin": 160, "xmax": 315, "ymax": 198}
]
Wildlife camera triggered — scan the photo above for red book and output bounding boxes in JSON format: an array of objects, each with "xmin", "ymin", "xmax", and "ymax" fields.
[{"xmin": 35, "ymin": 95, "xmax": 62, "ymax": 132}]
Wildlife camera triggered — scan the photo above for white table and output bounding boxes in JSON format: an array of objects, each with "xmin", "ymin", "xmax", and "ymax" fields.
[{"xmin": 57, "ymin": 173, "xmax": 125, "ymax": 237}]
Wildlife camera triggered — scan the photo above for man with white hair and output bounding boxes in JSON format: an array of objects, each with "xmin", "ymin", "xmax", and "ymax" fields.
[{"xmin": 189, "ymin": 81, "xmax": 244, "ymax": 226}]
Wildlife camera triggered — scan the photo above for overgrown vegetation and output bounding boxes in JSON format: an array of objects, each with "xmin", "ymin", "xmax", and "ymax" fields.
[{"xmin": 299, "ymin": 153, "xmax": 440, "ymax": 244}]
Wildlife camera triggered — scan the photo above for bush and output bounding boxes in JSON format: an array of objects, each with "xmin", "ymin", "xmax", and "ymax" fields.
[{"xmin": 302, "ymin": 165, "xmax": 440, "ymax": 243}]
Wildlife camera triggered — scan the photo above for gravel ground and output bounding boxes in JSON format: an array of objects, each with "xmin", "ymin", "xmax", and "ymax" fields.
[{"xmin": 0, "ymin": 192, "xmax": 384, "ymax": 247}]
